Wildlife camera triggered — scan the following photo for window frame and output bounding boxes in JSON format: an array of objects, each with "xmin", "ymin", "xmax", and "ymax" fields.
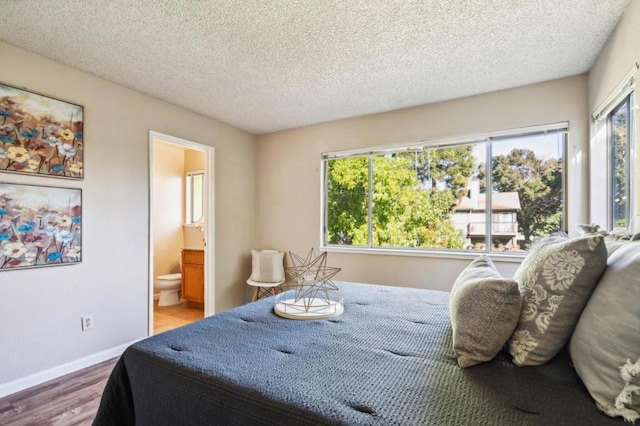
[
  {"xmin": 591, "ymin": 64, "xmax": 638, "ymax": 232},
  {"xmin": 185, "ymin": 170, "xmax": 205, "ymax": 226},
  {"xmin": 320, "ymin": 123, "xmax": 568, "ymax": 259},
  {"xmin": 606, "ymin": 93, "xmax": 635, "ymax": 230}
]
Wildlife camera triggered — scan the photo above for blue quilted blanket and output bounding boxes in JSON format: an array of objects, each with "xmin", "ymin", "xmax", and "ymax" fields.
[{"xmin": 93, "ymin": 282, "xmax": 620, "ymax": 425}]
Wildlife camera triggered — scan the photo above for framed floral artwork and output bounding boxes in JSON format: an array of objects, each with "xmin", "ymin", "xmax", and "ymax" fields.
[
  {"xmin": 0, "ymin": 182, "xmax": 81, "ymax": 270},
  {"xmin": 0, "ymin": 83, "xmax": 83, "ymax": 179}
]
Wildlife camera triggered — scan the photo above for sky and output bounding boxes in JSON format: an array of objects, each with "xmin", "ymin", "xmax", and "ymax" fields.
[{"xmin": 472, "ymin": 133, "xmax": 565, "ymax": 162}]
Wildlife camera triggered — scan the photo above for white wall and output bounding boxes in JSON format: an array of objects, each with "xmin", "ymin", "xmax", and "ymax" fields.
[
  {"xmin": 153, "ymin": 141, "xmax": 185, "ymax": 279},
  {"xmin": 0, "ymin": 41, "xmax": 255, "ymax": 390},
  {"xmin": 588, "ymin": 1, "xmax": 640, "ymax": 229},
  {"xmin": 256, "ymin": 75, "xmax": 589, "ymax": 290}
]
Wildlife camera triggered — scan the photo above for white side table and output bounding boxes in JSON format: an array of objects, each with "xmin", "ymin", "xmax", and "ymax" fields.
[{"xmin": 246, "ymin": 279, "xmax": 284, "ymax": 302}]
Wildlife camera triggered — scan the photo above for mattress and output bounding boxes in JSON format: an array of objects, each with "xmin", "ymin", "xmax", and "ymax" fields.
[{"xmin": 94, "ymin": 282, "xmax": 620, "ymax": 425}]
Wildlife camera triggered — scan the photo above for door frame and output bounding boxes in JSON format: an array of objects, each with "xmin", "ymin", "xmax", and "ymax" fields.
[{"xmin": 148, "ymin": 130, "xmax": 216, "ymax": 336}]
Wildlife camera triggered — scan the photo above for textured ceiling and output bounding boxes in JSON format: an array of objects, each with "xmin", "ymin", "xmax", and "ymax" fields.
[{"xmin": 0, "ymin": 1, "xmax": 631, "ymax": 135}]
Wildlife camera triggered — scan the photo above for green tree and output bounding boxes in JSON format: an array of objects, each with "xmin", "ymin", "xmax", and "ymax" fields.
[
  {"xmin": 611, "ymin": 101, "xmax": 629, "ymax": 228},
  {"xmin": 326, "ymin": 156, "xmax": 368, "ymax": 245},
  {"xmin": 326, "ymin": 152, "xmax": 467, "ymax": 249},
  {"xmin": 488, "ymin": 149, "xmax": 563, "ymax": 243},
  {"xmin": 412, "ymin": 145, "xmax": 476, "ymax": 198}
]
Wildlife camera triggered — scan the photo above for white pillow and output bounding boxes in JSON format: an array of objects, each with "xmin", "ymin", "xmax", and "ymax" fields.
[{"xmin": 250, "ymin": 250, "xmax": 285, "ymax": 283}]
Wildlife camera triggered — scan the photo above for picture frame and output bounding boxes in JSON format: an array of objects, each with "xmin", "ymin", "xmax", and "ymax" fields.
[
  {"xmin": 0, "ymin": 182, "xmax": 82, "ymax": 271},
  {"xmin": 0, "ymin": 83, "xmax": 84, "ymax": 179}
]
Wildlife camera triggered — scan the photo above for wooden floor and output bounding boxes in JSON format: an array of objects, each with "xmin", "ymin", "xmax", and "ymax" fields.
[
  {"xmin": 0, "ymin": 358, "xmax": 118, "ymax": 426},
  {"xmin": 0, "ymin": 301, "xmax": 203, "ymax": 425}
]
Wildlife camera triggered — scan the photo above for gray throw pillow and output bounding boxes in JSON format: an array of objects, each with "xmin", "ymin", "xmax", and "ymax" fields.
[
  {"xmin": 450, "ymin": 255, "xmax": 522, "ymax": 368},
  {"xmin": 569, "ymin": 241, "xmax": 640, "ymax": 423},
  {"xmin": 507, "ymin": 233, "xmax": 607, "ymax": 366}
]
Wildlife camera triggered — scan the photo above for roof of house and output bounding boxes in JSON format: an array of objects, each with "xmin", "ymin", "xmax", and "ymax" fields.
[{"xmin": 453, "ymin": 192, "xmax": 521, "ymax": 212}]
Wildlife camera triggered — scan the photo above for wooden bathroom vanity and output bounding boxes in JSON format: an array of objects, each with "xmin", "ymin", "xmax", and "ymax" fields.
[{"xmin": 181, "ymin": 248, "xmax": 204, "ymax": 306}]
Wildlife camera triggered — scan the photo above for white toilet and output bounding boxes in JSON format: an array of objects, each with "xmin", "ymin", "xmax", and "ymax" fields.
[{"xmin": 155, "ymin": 273, "xmax": 182, "ymax": 306}]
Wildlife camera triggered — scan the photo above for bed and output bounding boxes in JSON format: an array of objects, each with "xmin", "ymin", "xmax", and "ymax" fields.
[{"xmin": 93, "ymin": 282, "xmax": 621, "ymax": 425}]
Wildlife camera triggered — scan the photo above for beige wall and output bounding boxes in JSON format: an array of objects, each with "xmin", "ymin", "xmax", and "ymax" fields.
[
  {"xmin": 588, "ymin": 1, "xmax": 640, "ymax": 229},
  {"xmin": 256, "ymin": 75, "xmax": 589, "ymax": 291},
  {"xmin": 588, "ymin": 1, "xmax": 640, "ymax": 111},
  {"xmin": 183, "ymin": 148, "xmax": 207, "ymax": 249},
  {"xmin": 153, "ymin": 141, "xmax": 185, "ymax": 279},
  {"xmin": 0, "ymin": 41, "xmax": 255, "ymax": 389}
]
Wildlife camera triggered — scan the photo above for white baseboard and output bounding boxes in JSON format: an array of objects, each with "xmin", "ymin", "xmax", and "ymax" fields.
[{"xmin": 0, "ymin": 340, "xmax": 139, "ymax": 399}]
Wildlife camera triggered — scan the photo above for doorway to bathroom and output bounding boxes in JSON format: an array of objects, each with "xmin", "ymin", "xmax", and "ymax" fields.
[{"xmin": 148, "ymin": 131, "xmax": 215, "ymax": 336}]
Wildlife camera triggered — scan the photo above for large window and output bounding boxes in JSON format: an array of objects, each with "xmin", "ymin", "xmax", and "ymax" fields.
[
  {"xmin": 322, "ymin": 125, "xmax": 566, "ymax": 254},
  {"xmin": 608, "ymin": 94, "xmax": 635, "ymax": 229}
]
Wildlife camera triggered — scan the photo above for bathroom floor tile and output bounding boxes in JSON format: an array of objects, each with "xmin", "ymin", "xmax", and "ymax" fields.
[{"xmin": 153, "ymin": 301, "xmax": 204, "ymax": 335}]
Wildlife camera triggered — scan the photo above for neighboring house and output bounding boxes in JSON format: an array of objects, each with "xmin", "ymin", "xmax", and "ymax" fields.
[{"xmin": 452, "ymin": 182, "xmax": 521, "ymax": 249}]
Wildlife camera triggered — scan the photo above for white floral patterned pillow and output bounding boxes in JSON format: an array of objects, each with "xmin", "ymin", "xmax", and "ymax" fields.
[
  {"xmin": 569, "ymin": 241, "xmax": 640, "ymax": 422},
  {"xmin": 508, "ymin": 233, "xmax": 607, "ymax": 366}
]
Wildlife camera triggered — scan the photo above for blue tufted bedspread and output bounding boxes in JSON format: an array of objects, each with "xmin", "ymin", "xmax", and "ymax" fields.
[{"xmin": 93, "ymin": 282, "xmax": 621, "ymax": 425}]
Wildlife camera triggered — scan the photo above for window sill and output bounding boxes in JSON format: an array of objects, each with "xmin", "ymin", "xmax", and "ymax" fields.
[{"xmin": 321, "ymin": 245, "xmax": 526, "ymax": 263}]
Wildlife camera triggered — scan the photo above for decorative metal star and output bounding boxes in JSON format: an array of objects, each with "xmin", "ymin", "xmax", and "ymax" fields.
[{"xmin": 285, "ymin": 248, "xmax": 341, "ymax": 312}]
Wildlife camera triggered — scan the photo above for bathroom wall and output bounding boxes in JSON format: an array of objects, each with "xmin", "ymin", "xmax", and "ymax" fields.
[
  {"xmin": 153, "ymin": 141, "xmax": 185, "ymax": 280},
  {"xmin": 185, "ymin": 148, "xmax": 206, "ymax": 171},
  {"xmin": 183, "ymin": 148, "xmax": 206, "ymax": 249}
]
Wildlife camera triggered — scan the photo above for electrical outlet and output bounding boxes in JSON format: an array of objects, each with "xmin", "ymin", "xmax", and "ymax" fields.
[{"xmin": 81, "ymin": 315, "xmax": 93, "ymax": 331}]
